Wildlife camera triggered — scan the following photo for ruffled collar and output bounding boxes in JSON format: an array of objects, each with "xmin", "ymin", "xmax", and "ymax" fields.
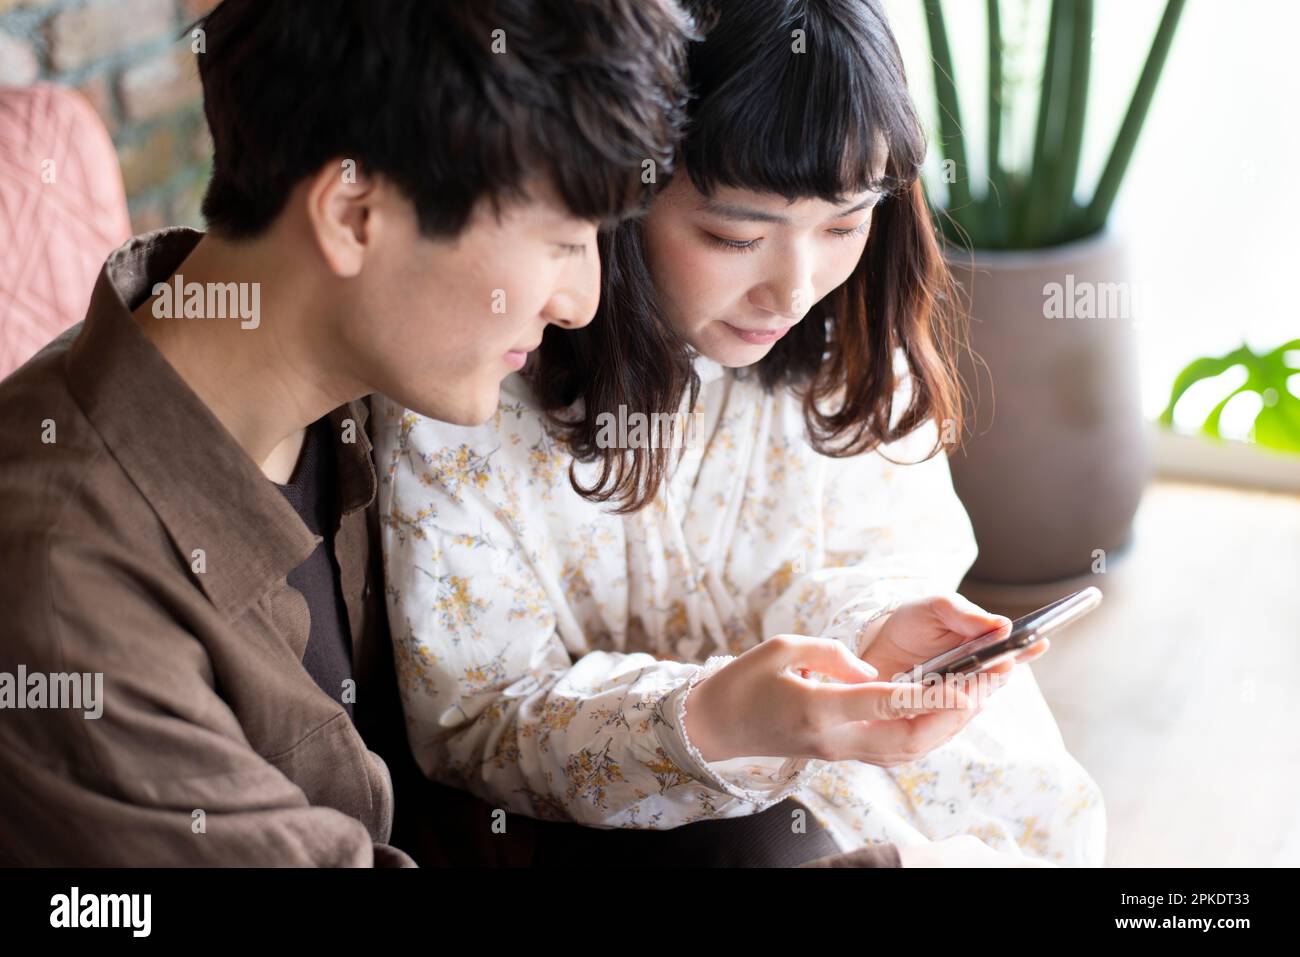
[{"xmin": 691, "ymin": 350, "xmax": 728, "ymax": 387}]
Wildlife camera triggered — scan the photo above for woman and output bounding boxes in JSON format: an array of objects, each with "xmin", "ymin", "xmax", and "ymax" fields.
[{"xmin": 375, "ymin": 0, "xmax": 1105, "ymax": 865}]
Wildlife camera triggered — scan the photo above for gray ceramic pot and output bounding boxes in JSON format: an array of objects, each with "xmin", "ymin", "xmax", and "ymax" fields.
[{"xmin": 944, "ymin": 230, "xmax": 1152, "ymax": 584}]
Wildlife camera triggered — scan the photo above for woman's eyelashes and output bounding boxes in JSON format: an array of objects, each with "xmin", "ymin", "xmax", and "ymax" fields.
[
  {"xmin": 701, "ymin": 219, "xmax": 871, "ymax": 253},
  {"xmin": 704, "ymin": 232, "xmax": 762, "ymax": 253},
  {"xmin": 829, "ymin": 220, "xmax": 871, "ymax": 239}
]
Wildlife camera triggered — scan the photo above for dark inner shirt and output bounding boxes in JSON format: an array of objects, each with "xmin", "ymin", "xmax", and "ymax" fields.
[{"xmin": 272, "ymin": 416, "xmax": 355, "ymax": 720}]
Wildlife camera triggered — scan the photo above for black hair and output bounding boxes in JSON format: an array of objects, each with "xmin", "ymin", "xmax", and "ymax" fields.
[
  {"xmin": 193, "ymin": 0, "xmax": 696, "ymax": 238},
  {"xmin": 532, "ymin": 0, "xmax": 967, "ymax": 512}
]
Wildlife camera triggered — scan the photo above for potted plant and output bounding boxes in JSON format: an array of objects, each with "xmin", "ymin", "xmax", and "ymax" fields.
[{"xmin": 920, "ymin": 0, "xmax": 1187, "ymax": 585}]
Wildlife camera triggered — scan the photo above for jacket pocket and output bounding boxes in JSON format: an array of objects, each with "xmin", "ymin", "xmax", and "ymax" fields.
[{"xmin": 264, "ymin": 711, "xmax": 392, "ymax": 843}]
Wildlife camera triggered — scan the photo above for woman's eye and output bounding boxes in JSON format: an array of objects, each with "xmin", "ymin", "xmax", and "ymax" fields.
[
  {"xmin": 555, "ymin": 243, "xmax": 588, "ymax": 257},
  {"xmin": 704, "ymin": 232, "xmax": 763, "ymax": 252},
  {"xmin": 828, "ymin": 221, "xmax": 870, "ymax": 239}
]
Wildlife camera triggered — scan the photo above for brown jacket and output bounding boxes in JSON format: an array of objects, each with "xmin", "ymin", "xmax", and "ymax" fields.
[
  {"xmin": 0, "ymin": 229, "xmax": 416, "ymax": 866},
  {"xmin": 0, "ymin": 228, "xmax": 898, "ymax": 869}
]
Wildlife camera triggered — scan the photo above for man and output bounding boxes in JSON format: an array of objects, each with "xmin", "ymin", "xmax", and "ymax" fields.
[{"xmin": 0, "ymin": 0, "xmax": 695, "ymax": 866}]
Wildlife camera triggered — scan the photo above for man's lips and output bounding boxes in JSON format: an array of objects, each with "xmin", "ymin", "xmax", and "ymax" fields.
[
  {"xmin": 722, "ymin": 321, "xmax": 792, "ymax": 345},
  {"xmin": 503, "ymin": 342, "xmax": 540, "ymax": 371}
]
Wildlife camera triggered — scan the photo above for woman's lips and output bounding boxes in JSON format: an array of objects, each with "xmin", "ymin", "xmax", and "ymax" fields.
[
  {"xmin": 503, "ymin": 350, "xmax": 529, "ymax": 370},
  {"xmin": 722, "ymin": 321, "xmax": 791, "ymax": 345}
]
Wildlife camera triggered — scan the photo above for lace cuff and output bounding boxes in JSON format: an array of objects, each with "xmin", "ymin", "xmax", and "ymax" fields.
[{"xmin": 654, "ymin": 656, "xmax": 817, "ymax": 807}]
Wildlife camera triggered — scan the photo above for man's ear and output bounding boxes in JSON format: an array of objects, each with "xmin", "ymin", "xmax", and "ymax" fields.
[{"xmin": 304, "ymin": 158, "xmax": 377, "ymax": 278}]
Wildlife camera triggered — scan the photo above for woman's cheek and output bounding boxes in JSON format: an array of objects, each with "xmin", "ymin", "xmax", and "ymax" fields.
[
  {"xmin": 813, "ymin": 241, "xmax": 866, "ymax": 301},
  {"xmin": 694, "ymin": 253, "xmax": 752, "ymax": 319}
]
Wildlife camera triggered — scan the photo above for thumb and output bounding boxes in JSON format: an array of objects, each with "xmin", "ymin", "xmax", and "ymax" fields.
[{"xmin": 935, "ymin": 594, "xmax": 1011, "ymax": 638}]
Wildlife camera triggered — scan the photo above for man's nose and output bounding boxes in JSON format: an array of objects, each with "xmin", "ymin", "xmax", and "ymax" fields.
[
  {"xmin": 545, "ymin": 267, "xmax": 600, "ymax": 330},
  {"xmin": 542, "ymin": 295, "xmax": 594, "ymax": 329}
]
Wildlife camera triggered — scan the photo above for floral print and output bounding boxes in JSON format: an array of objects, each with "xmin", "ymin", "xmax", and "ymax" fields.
[{"xmin": 375, "ymin": 354, "xmax": 1106, "ymax": 864}]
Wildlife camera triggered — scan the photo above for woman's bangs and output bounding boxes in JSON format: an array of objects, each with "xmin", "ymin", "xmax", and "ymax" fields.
[{"xmin": 682, "ymin": 1, "xmax": 924, "ymax": 204}]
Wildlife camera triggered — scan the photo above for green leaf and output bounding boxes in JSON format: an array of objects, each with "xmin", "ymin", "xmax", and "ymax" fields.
[
  {"xmin": 1262, "ymin": 337, "xmax": 1300, "ymax": 362},
  {"xmin": 1251, "ymin": 396, "xmax": 1300, "ymax": 452},
  {"xmin": 1081, "ymin": 0, "xmax": 1187, "ymax": 234},
  {"xmin": 1200, "ymin": 384, "xmax": 1249, "ymax": 440},
  {"xmin": 923, "ymin": 0, "xmax": 972, "ymax": 216},
  {"xmin": 1158, "ymin": 352, "xmax": 1246, "ymax": 426},
  {"xmin": 1163, "ymin": 340, "xmax": 1300, "ymax": 455}
]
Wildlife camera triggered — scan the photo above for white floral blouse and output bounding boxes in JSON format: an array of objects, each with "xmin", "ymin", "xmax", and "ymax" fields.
[{"xmin": 374, "ymin": 354, "xmax": 1106, "ymax": 864}]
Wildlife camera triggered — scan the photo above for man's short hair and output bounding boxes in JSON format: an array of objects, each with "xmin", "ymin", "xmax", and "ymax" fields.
[{"xmin": 194, "ymin": 0, "xmax": 694, "ymax": 238}]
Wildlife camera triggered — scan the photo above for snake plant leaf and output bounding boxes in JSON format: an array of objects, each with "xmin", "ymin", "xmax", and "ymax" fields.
[
  {"xmin": 986, "ymin": 0, "xmax": 1006, "ymax": 242},
  {"xmin": 922, "ymin": 0, "xmax": 973, "ymax": 216},
  {"xmin": 1080, "ymin": 0, "xmax": 1187, "ymax": 235},
  {"xmin": 923, "ymin": 0, "xmax": 1185, "ymax": 250}
]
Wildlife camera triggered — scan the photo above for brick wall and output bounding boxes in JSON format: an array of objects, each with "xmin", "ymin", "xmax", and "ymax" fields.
[{"xmin": 0, "ymin": 0, "xmax": 219, "ymax": 234}]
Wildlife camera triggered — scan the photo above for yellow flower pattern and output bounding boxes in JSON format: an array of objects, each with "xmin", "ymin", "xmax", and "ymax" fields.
[{"xmin": 374, "ymin": 354, "xmax": 1106, "ymax": 863}]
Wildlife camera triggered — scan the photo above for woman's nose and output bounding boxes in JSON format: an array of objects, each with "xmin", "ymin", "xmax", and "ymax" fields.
[{"xmin": 751, "ymin": 282, "xmax": 814, "ymax": 319}]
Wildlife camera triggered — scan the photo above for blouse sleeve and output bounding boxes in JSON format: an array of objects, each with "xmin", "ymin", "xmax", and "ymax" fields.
[
  {"xmin": 376, "ymin": 401, "xmax": 815, "ymax": 829},
  {"xmin": 761, "ymin": 410, "xmax": 980, "ymax": 660}
]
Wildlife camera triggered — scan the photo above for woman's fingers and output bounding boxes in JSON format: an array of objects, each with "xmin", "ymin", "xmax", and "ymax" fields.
[
  {"xmin": 977, "ymin": 637, "xmax": 1050, "ymax": 688},
  {"xmin": 813, "ymin": 677, "xmax": 977, "ymax": 726},
  {"xmin": 1012, "ymin": 638, "xmax": 1051, "ymax": 663},
  {"xmin": 823, "ymin": 706, "xmax": 977, "ymax": 764},
  {"xmin": 769, "ymin": 635, "xmax": 878, "ymax": 683}
]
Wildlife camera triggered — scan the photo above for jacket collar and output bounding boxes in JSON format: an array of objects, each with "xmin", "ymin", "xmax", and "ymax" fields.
[{"xmin": 66, "ymin": 228, "xmax": 375, "ymax": 618}]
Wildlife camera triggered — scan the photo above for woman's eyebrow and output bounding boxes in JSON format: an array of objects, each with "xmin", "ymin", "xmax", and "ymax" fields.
[
  {"xmin": 700, "ymin": 193, "xmax": 884, "ymax": 224},
  {"xmin": 700, "ymin": 200, "xmax": 790, "ymax": 224},
  {"xmin": 837, "ymin": 193, "xmax": 886, "ymax": 215}
]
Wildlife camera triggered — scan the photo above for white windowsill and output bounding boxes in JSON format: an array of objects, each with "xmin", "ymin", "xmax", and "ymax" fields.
[{"xmin": 1149, "ymin": 421, "xmax": 1300, "ymax": 495}]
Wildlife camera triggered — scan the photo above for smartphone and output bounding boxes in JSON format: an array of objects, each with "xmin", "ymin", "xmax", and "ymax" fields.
[{"xmin": 902, "ymin": 586, "xmax": 1103, "ymax": 682}]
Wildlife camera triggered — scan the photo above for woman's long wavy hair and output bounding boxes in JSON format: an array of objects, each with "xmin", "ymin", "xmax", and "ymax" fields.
[{"xmin": 529, "ymin": 0, "xmax": 968, "ymax": 513}]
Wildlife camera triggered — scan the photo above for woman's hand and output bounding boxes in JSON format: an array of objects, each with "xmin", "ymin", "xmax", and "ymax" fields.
[
  {"xmin": 861, "ymin": 593, "xmax": 1049, "ymax": 684},
  {"xmin": 681, "ymin": 635, "xmax": 983, "ymax": 766}
]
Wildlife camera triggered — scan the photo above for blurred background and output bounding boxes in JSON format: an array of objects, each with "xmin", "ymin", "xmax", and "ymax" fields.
[
  {"xmin": 0, "ymin": 0, "xmax": 1295, "ymax": 866},
  {"xmin": 883, "ymin": 0, "xmax": 1299, "ymax": 867},
  {"xmin": 0, "ymin": 0, "xmax": 215, "ymax": 235}
]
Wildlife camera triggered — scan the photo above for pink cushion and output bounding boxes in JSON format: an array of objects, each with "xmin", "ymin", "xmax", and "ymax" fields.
[{"xmin": 0, "ymin": 84, "xmax": 131, "ymax": 379}]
